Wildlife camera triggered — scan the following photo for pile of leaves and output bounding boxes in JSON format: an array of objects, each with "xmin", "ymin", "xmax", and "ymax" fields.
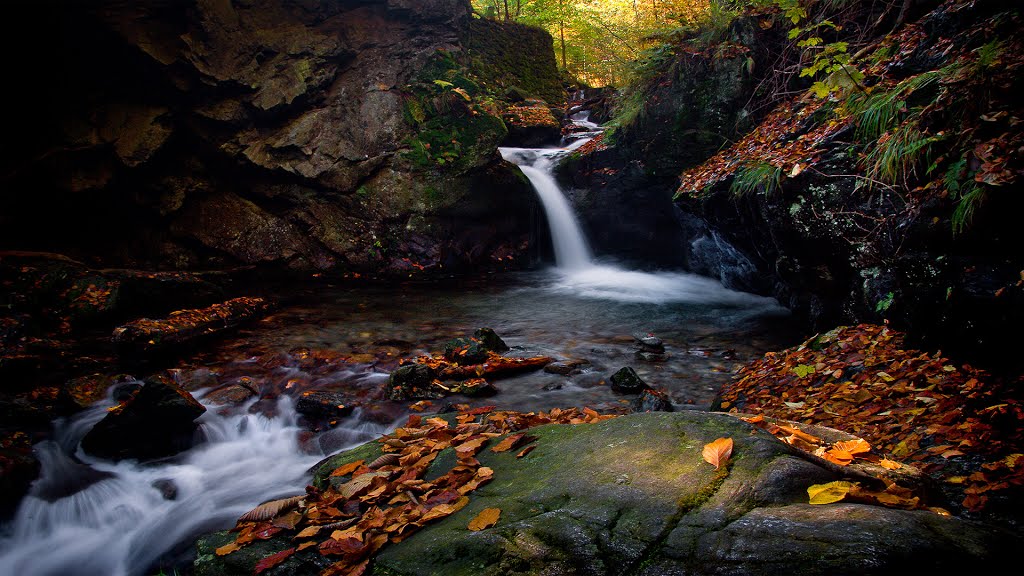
[
  {"xmin": 717, "ymin": 324, "xmax": 1024, "ymax": 515},
  {"xmin": 215, "ymin": 405, "xmax": 616, "ymax": 575},
  {"xmin": 502, "ymin": 101, "xmax": 559, "ymax": 129},
  {"xmin": 675, "ymin": 0, "xmax": 1024, "ymax": 231}
]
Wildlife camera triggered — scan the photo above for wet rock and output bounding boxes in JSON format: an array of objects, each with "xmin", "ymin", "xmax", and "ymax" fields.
[
  {"xmin": 64, "ymin": 373, "xmax": 130, "ymax": 409},
  {"xmin": 544, "ymin": 359, "xmax": 589, "ymax": 375},
  {"xmin": 632, "ymin": 388, "xmax": 674, "ymax": 413},
  {"xmin": 202, "ymin": 381, "xmax": 258, "ymax": 406},
  {"xmin": 386, "ymin": 363, "xmax": 440, "ymax": 401},
  {"xmin": 633, "ymin": 333, "xmax": 665, "ymax": 353},
  {"xmin": 0, "ymin": 433, "xmax": 40, "ymax": 516},
  {"xmin": 501, "ymin": 100, "xmax": 561, "ymax": 147},
  {"xmin": 443, "ymin": 337, "xmax": 489, "ymax": 365},
  {"xmin": 473, "ymin": 327, "xmax": 509, "ymax": 353},
  {"xmin": 542, "ymin": 382, "xmax": 563, "ymax": 391},
  {"xmin": 610, "ymin": 367, "xmax": 649, "ymax": 394},
  {"xmin": 112, "ymin": 297, "xmax": 269, "ymax": 357},
  {"xmin": 80, "ymin": 374, "xmax": 206, "ymax": 461},
  {"xmin": 152, "ymin": 478, "xmax": 178, "ymax": 501},
  {"xmin": 295, "ymin": 390, "xmax": 356, "ymax": 421}
]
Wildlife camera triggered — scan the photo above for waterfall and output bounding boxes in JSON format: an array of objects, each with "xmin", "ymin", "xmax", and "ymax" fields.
[{"xmin": 499, "ymin": 113, "xmax": 780, "ymax": 308}]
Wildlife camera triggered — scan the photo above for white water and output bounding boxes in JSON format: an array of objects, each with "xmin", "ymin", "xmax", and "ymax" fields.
[
  {"xmin": 0, "ymin": 391, "xmax": 394, "ymax": 576},
  {"xmin": 500, "ymin": 115, "xmax": 779, "ymax": 308}
]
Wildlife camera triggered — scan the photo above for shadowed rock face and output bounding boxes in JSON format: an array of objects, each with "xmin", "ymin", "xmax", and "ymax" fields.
[{"xmin": 1, "ymin": 0, "xmax": 550, "ymax": 274}]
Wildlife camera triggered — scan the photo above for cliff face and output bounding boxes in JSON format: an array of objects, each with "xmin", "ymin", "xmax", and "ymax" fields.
[
  {"xmin": 567, "ymin": 0, "xmax": 1023, "ymax": 371},
  {"xmin": 1, "ymin": 0, "xmax": 561, "ymax": 274}
]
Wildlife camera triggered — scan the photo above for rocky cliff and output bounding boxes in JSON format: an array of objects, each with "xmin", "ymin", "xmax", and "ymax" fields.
[
  {"xmin": 566, "ymin": 0, "xmax": 1023, "ymax": 372},
  {"xmin": 1, "ymin": 0, "xmax": 564, "ymax": 274}
]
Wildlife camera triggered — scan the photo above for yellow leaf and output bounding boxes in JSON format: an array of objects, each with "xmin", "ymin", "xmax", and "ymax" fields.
[
  {"xmin": 879, "ymin": 458, "xmax": 902, "ymax": 470},
  {"xmin": 468, "ymin": 507, "xmax": 501, "ymax": 531},
  {"xmin": 702, "ymin": 437, "xmax": 734, "ymax": 469},
  {"xmin": 215, "ymin": 541, "xmax": 241, "ymax": 556},
  {"xmin": 807, "ymin": 481, "xmax": 853, "ymax": 505}
]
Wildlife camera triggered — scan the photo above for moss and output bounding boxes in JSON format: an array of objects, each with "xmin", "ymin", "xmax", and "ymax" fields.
[{"xmin": 465, "ymin": 19, "xmax": 563, "ymax": 105}]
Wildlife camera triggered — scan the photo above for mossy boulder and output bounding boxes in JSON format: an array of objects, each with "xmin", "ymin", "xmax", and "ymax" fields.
[{"xmin": 196, "ymin": 412, "xmax": 1018, "ymax": 575}]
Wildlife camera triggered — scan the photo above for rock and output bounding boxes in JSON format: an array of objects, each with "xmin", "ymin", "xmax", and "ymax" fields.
[
  {"xmin": 112, "ymin": 297, "xmax": 269, "ymax": 357},
  {"xmin": 610, "ymin": 367, "xmax": 649, "ymax": 394},
  {"xmin": 386, "ymin": 363, "xmax": 440, "ymax": 401},
  {"xmin": 473, "ymin": 327, "xmax": 509, "ymax": 353},
  {"xmin": 442, "ymin": 337, "xmax": 489, "ymax": 365},
  {"xmin": 152, "ymin": 478, "xmax": 178, "ymax": 500},
  {"xmin": 198, "ymin": 411, "xmax": 1019, "ymax": 575},
  {"xmin": 202, "ymin": 382, "xmax": 258, "ymax": 406},
  {"xmin": 80, "ymin": 374, "xmax": 206, "ymax": 461},
  {"xmin": 541, "ymin": 382, "xmax": 563, "ymax": 391},
  {"xmin": 295, "ymin": 390, "xmax": 356, "ymax": 421},
  {"xmin": 633, "ymin": 333, "xmax": 665, "ymax": 353},
  {"xmin": 544, "ymin": 359, "xmax": 590, "ymax": 375},
  {"xmin": 632, "ymin": 388, "xmax": 674, "ymax": 412},
  {"xmin": 501, "ymin": 100, "xmax": 562, "ymax": 148}
]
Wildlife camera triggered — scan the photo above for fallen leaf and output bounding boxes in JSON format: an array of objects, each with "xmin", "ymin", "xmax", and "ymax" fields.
[
  {"xmin": 808, "ymin": 481, "xmax": 853, "ymax": 505},
  {"xmin": 214, "ymin": 541, "xmax": 240, "ymax": 556},
  {"xmin": 833, "ymin": 439, "xmax": 871, "ymax": 455},
  {"xmin": 516, "ymin": 445, "xmax": 537, "ymax": 458},
  {"xmin": 254, "ymin": 548, "xmax": 295, "ymax": 574},
  {"xmin": 702, "ymin": 437, "xmax": 734, "ymax": 469},
  {"xmin": 330, "ymin": 460, "xmax": 365, "ymax": 477},
  {"xmin": 468, "ymin": 507, "xmax": 501, "ymax": 531},
  {"xmin": 295, "ymin": 525, "xmax": 321, "ymax": 539},
  {"xmin": 879, "ymin": 459, "xmax": 902, "ymax": 470},
  {"xmin": 239, "ymin": 495, "xmax": 304, "ymax": 523},
  {"xmin": 491, "ymin": 433, "xmax": 532, "ymax": 453}
]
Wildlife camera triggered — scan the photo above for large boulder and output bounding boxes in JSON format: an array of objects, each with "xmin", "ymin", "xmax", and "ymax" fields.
[
  {"xmin": 80, "ymin": 374, "xmax": 206, "ymax": 461},
  {"xmin": 0, "ymin": 0, "xmax": 558, "ymax": 275},
  {"xmin": 194, "ymin": 411, "xmax": 1018, "ymax": 575}
]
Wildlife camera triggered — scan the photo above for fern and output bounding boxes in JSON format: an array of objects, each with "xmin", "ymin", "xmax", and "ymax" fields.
[
  {"xmin": 730, "ymin": 162, "xmax": 783, "ymax": 196},
  {"xmin": 864, "ymin": 122, "xmax": 939, "ymax": 186},
  {"xmin": 846, "ymin": 71, "xmax": 942, "ymax": 141},
  {"xmin": 951, "ymin": 182, "xmax": 986, "ymax": 235}
]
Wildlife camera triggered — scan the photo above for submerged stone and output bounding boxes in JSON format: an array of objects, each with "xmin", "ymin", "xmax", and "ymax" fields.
[{"xmin": 610, "ymin": 366, "xmax": 649, "ymax": 394}]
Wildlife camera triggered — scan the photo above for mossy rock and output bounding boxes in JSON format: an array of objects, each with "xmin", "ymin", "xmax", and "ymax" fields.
[{"xmin": 198, "ymin": 412, "xmax": 1018, "ymax": 575}]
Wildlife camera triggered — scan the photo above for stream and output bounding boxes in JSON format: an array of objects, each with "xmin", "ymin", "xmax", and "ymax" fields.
[{"xmin": 0, "ymin": 118, "xmax": 798, "ymax": 576}]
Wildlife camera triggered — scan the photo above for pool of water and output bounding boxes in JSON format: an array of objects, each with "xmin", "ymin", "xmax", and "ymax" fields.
[{"xmin": 190, "ymin": 266, "xmax": 799, "ymax": 416}]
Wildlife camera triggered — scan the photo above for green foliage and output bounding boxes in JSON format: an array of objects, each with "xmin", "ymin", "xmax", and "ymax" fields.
[
  {"xmin": 945, "ymin": 155, "xmax": 986, "ymax": 235},
  {"xmin": 864, "ymin": 122, "xmax": 940, "ymax": 186},
  {"xmin": 875, "ymin": 291, "xmax": 894, "ymax": 313},
  {"xmin": 777, "ymin": 0, "xmax": 864, "ymax": 97},
  {"xmin": 730, "ymin": 161, "xmax": 783, "ymax": 196},
  {"xmin": 845, "ymin": 71, "xmax": 942, "ymax": 141}
]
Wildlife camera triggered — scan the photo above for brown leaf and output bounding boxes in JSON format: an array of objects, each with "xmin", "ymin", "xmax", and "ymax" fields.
[
  {"xmin": 239, "ymin": 495, "xmax": 304, "ymax": 523},
  {"xmin": 702, "ymin": 437, "xmax": 734, "ymax": 469},
  {"xmin": 516, "ymin": 445, "xmax": 537, "ymax": 458},
  {"xmin": 330, "ymin": 460, "xmax": 365, "ymax": 477},
  {"xmin": 271, "ymin": 510, "xmax": 303, "ymax": 530},
  {"xmin": 420, "ymin": 496, "xmax": 470, "ymax": 522},
  {"xmin": 468, "ymin": 508, "xmax": 501, "ymax": 531},
  {"xmin": 833, "ymin": 439, "xmax": 871, "ymax": 455},
  {"xmin": 254, "ymin": 548, "xmax": 295, "ymax": 575},
  {"xmin": 368, "ymin": 453, "xmax": 400, "ymax": 469},
  {"xmin": 490, "ymin": 433, "xmax": 528, "ymax": 453}
]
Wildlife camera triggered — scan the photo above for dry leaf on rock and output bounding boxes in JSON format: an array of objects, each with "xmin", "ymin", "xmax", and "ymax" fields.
[
  {"xmin": 702, "ymin": 437, "xmax": 734, "ymax": 469},
  {"xmin": 468, "ymin": 508, "xmax": 501, "ymax": 531}
]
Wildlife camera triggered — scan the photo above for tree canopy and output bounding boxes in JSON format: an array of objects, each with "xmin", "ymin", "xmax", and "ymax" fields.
[{"xmin": 472, "ymin": 1, "xmax": 712, "ymax": 87}]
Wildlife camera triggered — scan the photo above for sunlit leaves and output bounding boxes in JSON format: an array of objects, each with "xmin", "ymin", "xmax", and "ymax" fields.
[
  {"xmin": 468, "ymin": 508, "xmax": 501, "ymax": 531},
  {"xmin": 808, "ymin": 481, "xmax": 852, "ymax": 505},
  {"xmin": 702, "ymin": 437, "xmax": 733, "ymax": 469},
  {"xmin": 215, "ymin": 405, "xmax": 618, "ymax": 573}
]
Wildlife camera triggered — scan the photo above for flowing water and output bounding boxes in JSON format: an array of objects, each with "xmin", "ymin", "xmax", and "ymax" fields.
[{"xmin": 0, "ymin": 115, "xmax": 799, "ymax": 575}]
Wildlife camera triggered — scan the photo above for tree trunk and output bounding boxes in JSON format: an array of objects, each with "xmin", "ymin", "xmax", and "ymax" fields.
[
  {"xmin": 503, "ymin": 0, "xmax": 510, "ymax": 21},
  {"xmin": 559, "ymin": 0, "xmax": 567, "ymax": 69}
]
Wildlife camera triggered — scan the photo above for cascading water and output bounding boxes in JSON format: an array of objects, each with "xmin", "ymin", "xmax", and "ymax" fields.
[
  {"xmin": 500, "ymin": 113, "xmax": 778, "ymax": 307},
  {"xmin": 0, "ymin": 390, "xmax": 394, "ymax": 576}
]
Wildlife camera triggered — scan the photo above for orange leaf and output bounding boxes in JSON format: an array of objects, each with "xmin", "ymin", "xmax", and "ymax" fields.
[
  {"xmin": 468, "ymin": 507, "xmax": 501, "ymax": 531},
  {"xmin": 833, "ymin": 439, "xmax": 871, "ymax": 455},
  {"xmin": 330, "ymin": 460, "xmax": 364, "ymax": 477},
  {"xmin": 214, "ymin": 541, "xmax": 240, "ymax": 556},
  {"xmin": 702, "ymin": 437, "xmax": 734, "ymax": 469},
  {"xmin": 823, "ymin": 448, "xmax": 853, "ymax": 466},
  {"xmin": 879, "ymin": 458, "xmax": 902, "ymax": 470},
  {"xmin": 516, "ymin": 445, "xmax": 537, "ymax": 458}
]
